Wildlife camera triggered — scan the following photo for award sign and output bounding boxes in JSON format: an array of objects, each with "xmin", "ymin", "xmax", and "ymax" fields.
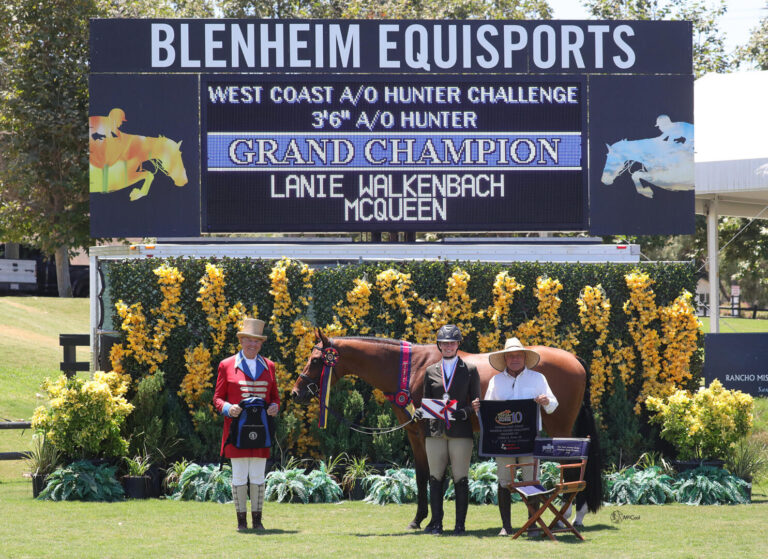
[{"xmin": 478, "ymin": 399, "xmax": 539, "ymax": 457}]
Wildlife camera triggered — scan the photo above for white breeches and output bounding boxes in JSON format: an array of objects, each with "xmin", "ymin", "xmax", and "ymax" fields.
[{"xmin": 231, "ymin": 457, "xmax": 267, "ymax": 485}]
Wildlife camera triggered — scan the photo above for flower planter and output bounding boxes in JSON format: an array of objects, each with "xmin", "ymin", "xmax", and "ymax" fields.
[
  {"xmin": 122, "ymin": 475, "xmax": 152, "ymax": 499},
  {"xmin": 32, "ymin": 474, "xmax": 47, "ymax": 498},
  {"xmin": 344, "ymin": 479, "xmax": 366, "ymax": 501}
]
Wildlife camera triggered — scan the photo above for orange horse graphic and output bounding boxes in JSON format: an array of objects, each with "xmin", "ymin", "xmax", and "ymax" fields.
[{"xmin": 89, "ymin": 109, "xmax": 188, "ymax": 200}]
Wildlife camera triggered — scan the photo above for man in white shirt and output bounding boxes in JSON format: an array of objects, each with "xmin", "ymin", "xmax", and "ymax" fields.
[{"xmin": 486, "ymin": 337, "xmax": 558, "ymax": 536}]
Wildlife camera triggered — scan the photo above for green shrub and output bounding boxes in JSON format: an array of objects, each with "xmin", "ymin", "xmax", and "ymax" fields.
[
  {"xmin": 363, "ymin": 467, "xmax": 417, "ymax": 505},
  {"xmin": 306, "ymin": 459, "xmax": 344, "ymax": 503},
  {"xmin": 605, "ymin": 466, "xmax": 676, "ymax": 505},
  {"xmin": 32, "ymin": 372, "xmax": 133, "ymax": 459},
  {"xmin": 674, "ymin": 467, "xmax": 750, "ymax": 505},
  {"xmin": 169, "ymin": 463, "xmax": 232, "ymax": 503},
  {"xmin": 122, "ymin": 371, "xmax": 180, "ymax": 464},
  {"xmin": 38, "ymin": 461, "xmax": 124, "ymax": 502},
  {"xmin": 467, "ymin": 460, "xmax": 499, "ymax": 505},
  {"xmin": 265, "ymin": 459, "xmax": 312, "ymax": 503}
]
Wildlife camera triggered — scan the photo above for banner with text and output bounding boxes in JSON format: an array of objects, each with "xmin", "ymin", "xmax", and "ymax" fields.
[{"xmin": 478, "ymin": 399, "xmax": 539, "ymax": 457}]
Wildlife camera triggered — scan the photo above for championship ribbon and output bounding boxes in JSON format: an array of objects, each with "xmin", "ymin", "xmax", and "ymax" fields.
[
  {"xmin": 317, "ymin": 347, "xmax": 339, "ymax": 429},
  {"xmin": 420, "ymin": 398, "xmax": 458, "ymax": 429}
]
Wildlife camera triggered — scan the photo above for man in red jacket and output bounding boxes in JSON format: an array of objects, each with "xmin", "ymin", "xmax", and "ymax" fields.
[{"xmin": 213, "ymin": 318, "xmax": 280, "ymax": 531}]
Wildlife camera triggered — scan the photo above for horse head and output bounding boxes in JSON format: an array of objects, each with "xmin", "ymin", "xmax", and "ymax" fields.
[
  {"xmin": 292, "ymin": 328, "xmax": 333, "ymax": 405},
  {"xmin": 166, "ymin": 139, "xmax": 188, "ymax": 187},
  {"xmin": 600, "ymin": 140, "xmax": 628, "ymax": 185}
]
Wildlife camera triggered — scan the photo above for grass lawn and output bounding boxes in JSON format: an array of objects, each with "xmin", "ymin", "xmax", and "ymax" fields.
[
  {"xmin": 0, "ymin": 478, "xmax": 766, "ymax": 559},
  {"xmin": 3, "ymin": 296, "xmax": 768, "ymax": 557},
  {"xmin": 699, "ymin": 316, "xmax": 768, "ymax": 334},
  {"xmin": 0, "ymin": 296, "xmax": 90, "ymax": 421}
]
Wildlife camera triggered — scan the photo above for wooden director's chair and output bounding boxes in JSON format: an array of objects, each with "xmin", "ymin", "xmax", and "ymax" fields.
[{"xmin": 506, "ymin": 437, "xmax": 590, "ymax": 542}]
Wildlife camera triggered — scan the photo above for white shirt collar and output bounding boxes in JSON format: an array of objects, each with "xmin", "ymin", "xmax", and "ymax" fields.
[{"xmin": 504, "ymin": 367, "xmax": 527, "ymax": 378}]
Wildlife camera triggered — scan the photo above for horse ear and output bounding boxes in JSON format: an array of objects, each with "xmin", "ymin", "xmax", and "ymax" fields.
[
  {"xmin": 318, "ymin": 328, "xmax": 330, "ymax": 348},
  {"xmin": 177, "ymin": 140, "xmax": 182, "ymax": 148},
  {"xmin": 605, "ymin": 143, "xmax": 611, "ymax": 151}
]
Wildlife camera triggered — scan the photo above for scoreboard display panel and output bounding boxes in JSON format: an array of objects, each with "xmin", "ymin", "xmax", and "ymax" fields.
[
  {"xmin": 89, "ymin": 19, "xmax": 693, "ymax": 237},
  {"xmin": 203, "ymin": 77, "xmax": 585, "ymax": 232}
]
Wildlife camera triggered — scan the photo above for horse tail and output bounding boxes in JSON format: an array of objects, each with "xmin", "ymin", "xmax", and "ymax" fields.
[{"xmin": 574, "ymin": 357, "xmax": 603, "ymax": 514}]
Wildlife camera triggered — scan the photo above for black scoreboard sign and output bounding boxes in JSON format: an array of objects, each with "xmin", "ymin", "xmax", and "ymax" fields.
[{"xmin": 89, "ymin": 20, "xmax": 693, "ymax": 237}]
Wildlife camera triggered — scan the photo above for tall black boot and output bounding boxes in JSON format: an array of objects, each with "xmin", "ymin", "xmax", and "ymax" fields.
[
  {"xmin": 427, "ymin": 476, "xmax": 444, "ymax": 535},
  {"xmin": 453, "ymin": 477, "xmax": 469, "ymax": 535},
  {"xmin": 497, "ymin": 484, "xmax": 513, "ymax": 536}
]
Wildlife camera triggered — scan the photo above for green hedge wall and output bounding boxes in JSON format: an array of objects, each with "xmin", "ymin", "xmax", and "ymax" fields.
[{"xmin": 104, "ymin": 257, "xmax": 699, "ymax": 467}]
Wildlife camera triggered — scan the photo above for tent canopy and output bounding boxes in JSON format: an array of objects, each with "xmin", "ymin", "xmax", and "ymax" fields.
[
  {"xmin": 695, "ymin": 71, "xmax": 768, "ymax": 218},
  {"xmin": 693, "ymin": 71, "xmax": 768, "ymax": 333}
]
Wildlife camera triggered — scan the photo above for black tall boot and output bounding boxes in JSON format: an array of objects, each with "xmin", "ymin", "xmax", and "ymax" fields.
[
  {"xmin": 453, "ymin": 477, "xmax": 469, "ymax": 535},
  {"xmin": 427, "ymin": 476, "xmax": 444, "ymax": 535},
  {"xmin": 497, "ymin": 484, "xmax": 513, "ymax": 536}
]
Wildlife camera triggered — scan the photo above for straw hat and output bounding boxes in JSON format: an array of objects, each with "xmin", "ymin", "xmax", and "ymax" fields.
[
  {"xmin": 237, "ymin": 318, "xmax": 267, "ymax": 341},
  {"xmin": 488, "ymin": 337, "xmax": 540, "ymax": 372}
]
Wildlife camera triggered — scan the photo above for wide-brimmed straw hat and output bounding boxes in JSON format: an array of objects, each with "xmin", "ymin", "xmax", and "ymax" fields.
[
  {"xmin": 488, "ymin": 337, "xmax": 540, "ymax": 371},
  {"xmin": 237, "ymin": 318, "xmax": 267, "ymax": 341}
]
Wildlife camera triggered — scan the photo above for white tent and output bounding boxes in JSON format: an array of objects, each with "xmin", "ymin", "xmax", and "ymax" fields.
[{"xmin": 694, "ymin": 71, "xmax": 768, "ymax": 332}]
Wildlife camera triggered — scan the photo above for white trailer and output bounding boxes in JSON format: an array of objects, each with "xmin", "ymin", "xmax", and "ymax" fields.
[
  {"xmin": 0, "ymin": 258, "xmax": 37, "ymax": 292},
  {"xmin": 88, "ymin": 239, "xmax": 640, "ymax": 369}
]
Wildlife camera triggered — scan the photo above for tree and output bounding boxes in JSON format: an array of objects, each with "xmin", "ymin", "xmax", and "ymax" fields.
[
  {"xmin": 0, "ymin": 0, "xmax": 215, "ymax": 297},
  {"xmin": 736, "ymin": 3, "xmax": 768, "ymax": 69},
  {"xmin": 219, "ymin": 0, "xmax": 550, "ymax": 19},
  {"xmin": 0, "ymin": 0, "xmax": 95, "ymax": 297},
  {"xmin": 581, "ymin": 0, "xmax": 731, "ymax": 77}
]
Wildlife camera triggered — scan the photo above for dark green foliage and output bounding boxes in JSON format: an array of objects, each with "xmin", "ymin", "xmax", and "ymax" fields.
[
  {"xmin": 605, "ymin": 466, "xmax": 676, "ymax": 505},
  {"xmin": 169, "ymin": 463, "xmax": 232, "ymax": 503},
  {"xmin": 38, "ymin": 461, "xmax": 124, "ymax": 502},
  {"xmin": 599, "ymin": 378, "xmax": 644, "ymax": 467},
  {"xmin": 265, "ymin": 458, "xmax": 313, "ymax": 503},
  {"xmin": 122, "ymin": 372, "xmax": 180, "ymax": 464},
  {"xmin": 673, "ymin": 467, "xmax": 750, "ymax": 505},
  {"xmin": 362, "ymin": 467, "xmax": 418, "ymax": 505},
  {"xmin": 445, "ymin": 460, "xmax": 500, "ymax": 504},
  {"xmin": 603, "ymin": 465, "xmax": 750, "ymax": 505}
]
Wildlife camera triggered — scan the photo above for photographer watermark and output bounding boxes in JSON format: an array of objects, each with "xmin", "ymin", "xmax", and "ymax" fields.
[{"xmin": 611, "ymin": 510, "xmax": 641, "ymax": 524}]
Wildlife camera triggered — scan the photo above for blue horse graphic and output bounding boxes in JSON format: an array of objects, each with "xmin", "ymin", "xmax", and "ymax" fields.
[{"xmin": 601, "ymin": 122, "xmax": 694, "ymax": 198}]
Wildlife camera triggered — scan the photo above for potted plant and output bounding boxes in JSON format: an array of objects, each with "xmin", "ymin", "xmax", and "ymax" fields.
[
  {"xmin": 725, "ymin": 436, "xmax": 768, "ymax": 500},
  {"xmin": 341, "ymin": 456, "xmax": 376, "ymax": 500},
  {"xmin": 123, "ymin": 454, "xmax": 152, "ymax": 499},
  {"xmin": 24, "ymin": 433, "xmax": 61, "ymax": 498},
  {"xmin": 646, "ymin": 379, "xmax": 753, "ymax": 469}
]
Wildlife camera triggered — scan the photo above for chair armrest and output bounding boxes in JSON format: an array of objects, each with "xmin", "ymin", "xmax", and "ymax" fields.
[{"xmin": 556, "ymin": 460, "xmax": 587, "ymax": 483}]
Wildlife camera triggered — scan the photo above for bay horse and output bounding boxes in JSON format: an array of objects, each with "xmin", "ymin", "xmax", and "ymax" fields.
[
  {"xmin": 292, "ymin": 330, "xmax": 602, "ymax": 530},
  {"xmin": 89, "ymin": 130, "xmax": 188, "ymax": 200}
]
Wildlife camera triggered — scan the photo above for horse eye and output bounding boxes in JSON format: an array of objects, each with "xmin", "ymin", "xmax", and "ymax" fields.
[{"xmin": 311, "ymin": 358, "xmax": 320, "ymax": 365}]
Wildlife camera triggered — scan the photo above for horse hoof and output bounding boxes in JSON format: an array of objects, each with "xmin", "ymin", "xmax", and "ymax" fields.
[{"xmin": 407, "ymin": 521, "xmax": 421, "ymax": 530}]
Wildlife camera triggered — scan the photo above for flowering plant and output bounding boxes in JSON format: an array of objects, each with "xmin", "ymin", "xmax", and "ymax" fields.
[
  {"xmin": 32, "ymin": 372, "xmax": 133, "ymax": 459},
  {"xmin": 646, "ymin": 379, "xmax": 753, "ymax": 461}
]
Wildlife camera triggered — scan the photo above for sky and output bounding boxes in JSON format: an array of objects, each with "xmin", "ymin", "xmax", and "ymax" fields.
[{"xmin": 547, "ymin": 0, "xmax": 767, "ymax": 56}]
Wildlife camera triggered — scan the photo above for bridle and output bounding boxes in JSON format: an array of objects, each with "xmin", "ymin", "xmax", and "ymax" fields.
[
  {"xmin": 297, "ymin": 344, "xmax": 338, "ymax": 398},
  {"xmin": 296, "ymin": 341, "xmax": 414, "ymax": 434}
]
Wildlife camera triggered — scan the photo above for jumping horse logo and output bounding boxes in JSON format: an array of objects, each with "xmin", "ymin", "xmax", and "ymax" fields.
[
  {"xmin": 601, "ymin": 115, "xmax": 694, "ymax": 198},
  {"xmin": 89, "ymin": 108, "xmax": 188, "ymax": 200}
]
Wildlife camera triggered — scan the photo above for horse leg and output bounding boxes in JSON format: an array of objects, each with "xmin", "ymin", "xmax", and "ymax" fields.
[
  {"xmin": 404, "ymin": 423, "xmax": 430, "ymax": 529},
  {"xmin": 129, "ymin": 171, "xmax": 155, "ymax": 201},
  {"xmin": 630, "ymin": 171, "xmax": 654, "ymax": 198}
]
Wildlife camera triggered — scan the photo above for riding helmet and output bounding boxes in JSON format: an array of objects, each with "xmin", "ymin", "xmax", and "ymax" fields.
[{"xmin": 436, "ymin": 324, "xmax": 462, "ymax": 343}]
